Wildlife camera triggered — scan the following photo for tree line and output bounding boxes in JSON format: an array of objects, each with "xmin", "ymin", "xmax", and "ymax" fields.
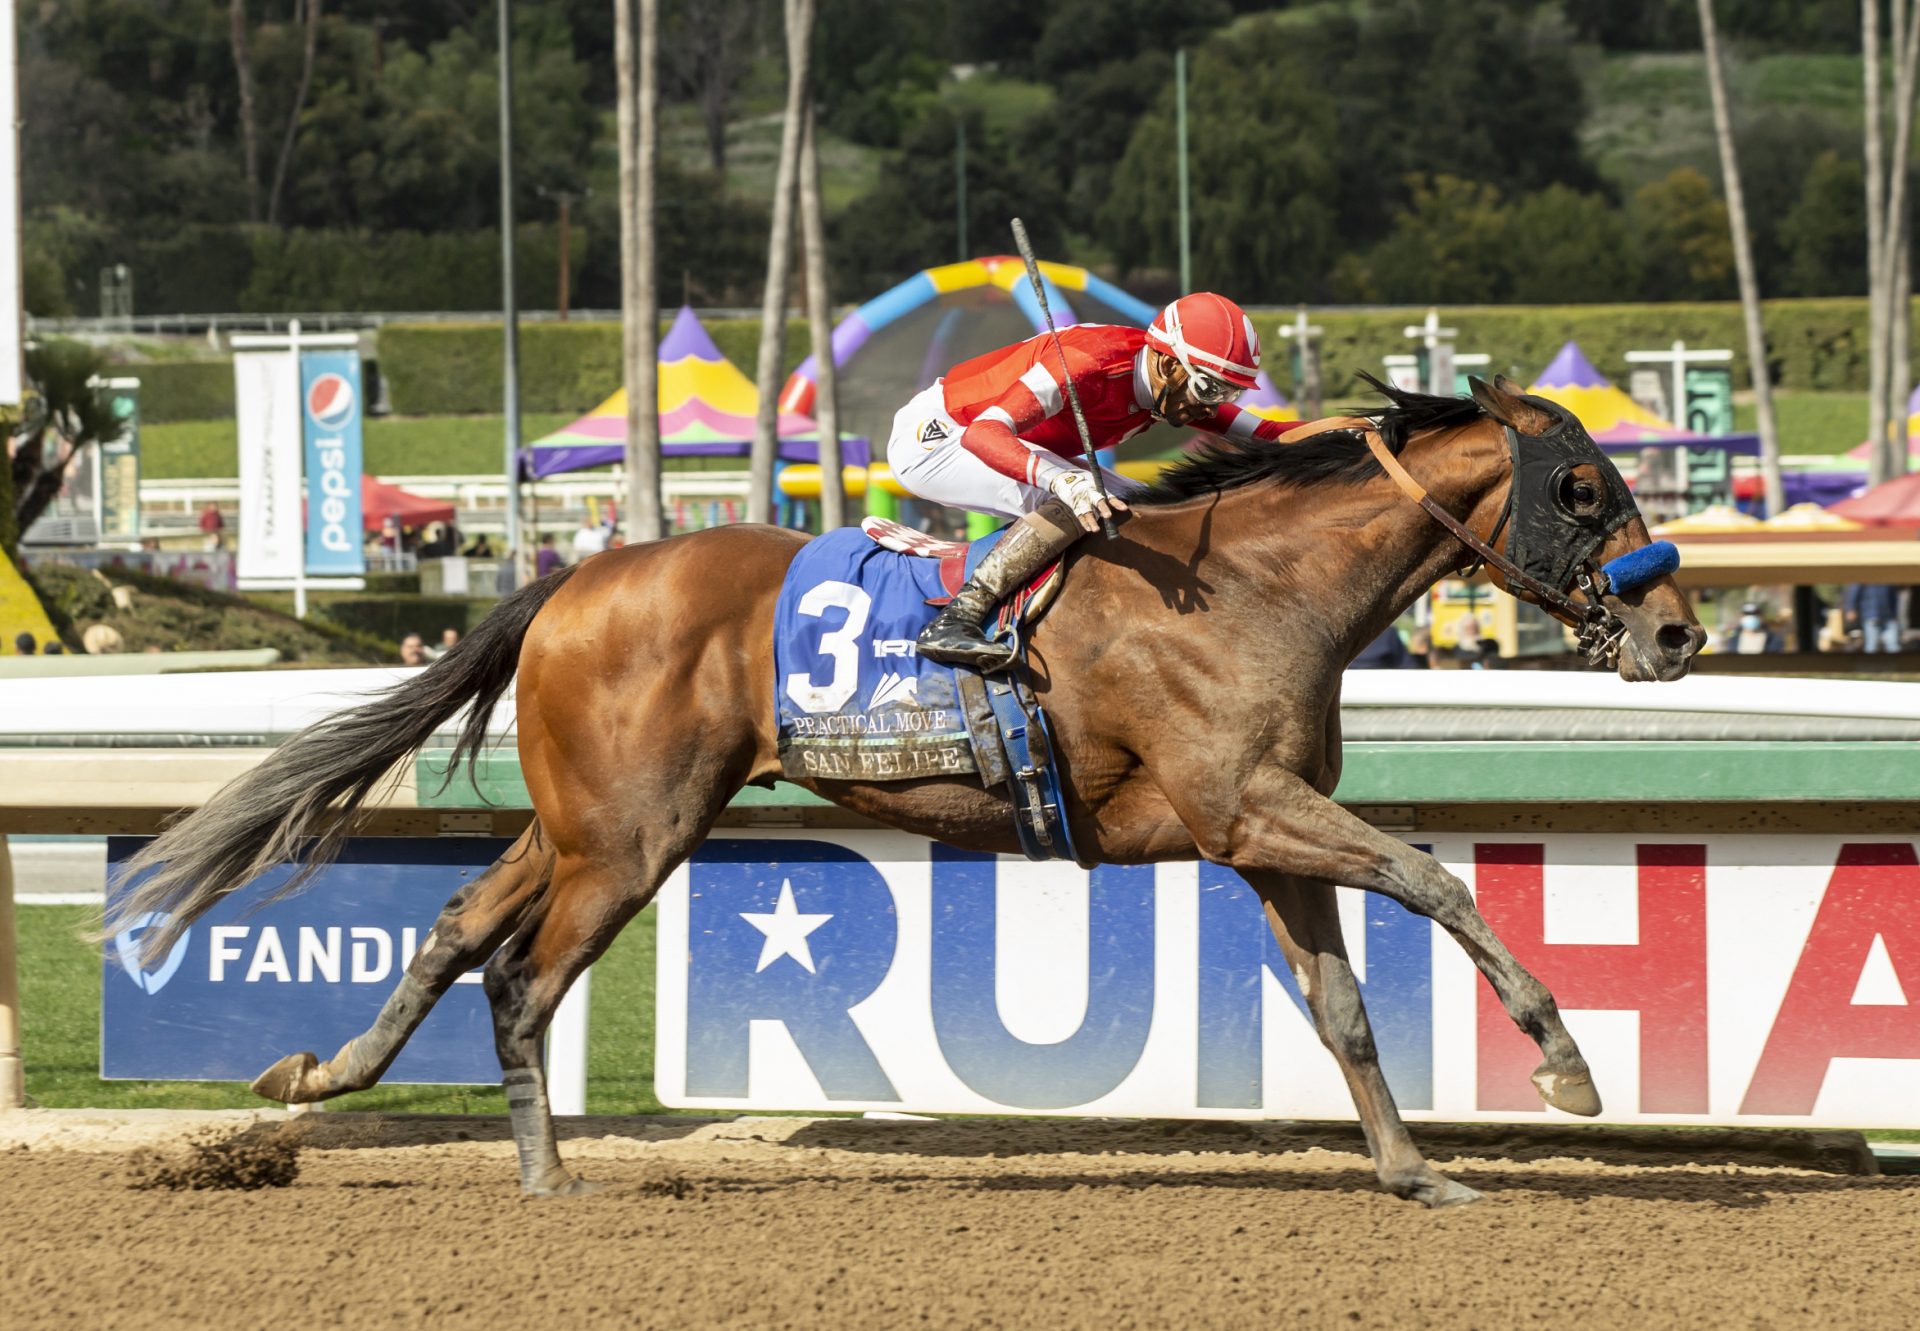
[{"xmin": 20, "ymin": 0, "xmax": 1889, "ymax": 317}]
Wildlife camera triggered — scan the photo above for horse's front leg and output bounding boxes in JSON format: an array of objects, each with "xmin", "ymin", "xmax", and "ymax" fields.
[
  {"xmin": 1247, "ymin": 870, "xmax": 1482, "ymax": 1207},
  {"xmin": 1182, "ymin": 766, "xmax": 1600, "ymax": 1118}
]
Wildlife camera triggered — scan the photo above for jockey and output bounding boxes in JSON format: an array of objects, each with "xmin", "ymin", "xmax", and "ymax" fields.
[{"xmin": 891, "ymin": 291, "xmax": 1292, "ymax": 670}]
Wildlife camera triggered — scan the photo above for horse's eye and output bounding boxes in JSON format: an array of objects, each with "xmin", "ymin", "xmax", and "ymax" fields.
[{"xmin": 1558, "ymin": 473, "xmax": 1602, "ymax": 515}]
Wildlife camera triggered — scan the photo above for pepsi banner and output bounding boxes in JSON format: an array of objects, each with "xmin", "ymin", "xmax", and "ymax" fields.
[
  {"xmin": 656, "ymin": 831, "xmax": 1920, "ymax": 1128},
  {"xmin": 300, "ymin": 350, "xmax": 366, "ymax": 575},
  {"xmin": 103, "ymin": 837, "xmax": 510, "ymax": 1084}
]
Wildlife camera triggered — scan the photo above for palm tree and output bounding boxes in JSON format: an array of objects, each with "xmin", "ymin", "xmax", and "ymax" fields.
[
  {"xmin": 616, "ymin": 0, "xmax": 664, "ymax": 540},
  {"xmin": 798, "ymin": 98, "xmax": 843, "ymax": 529},
  {"xmin": 1697, "ymin": 0, "xmax": 1784, "ymax": 515},
  {"xmin": 749, "ymin": 0, "xmax": 816, "ymax": 524},
  {"xmin": 1863, "ymin": 0, "xmax": 1920, "ymax": 483}
]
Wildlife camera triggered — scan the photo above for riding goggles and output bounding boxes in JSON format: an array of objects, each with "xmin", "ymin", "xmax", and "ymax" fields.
[{"xmin": 1184, "ymin": 369, "xmax": 1244, "ymax": 406}]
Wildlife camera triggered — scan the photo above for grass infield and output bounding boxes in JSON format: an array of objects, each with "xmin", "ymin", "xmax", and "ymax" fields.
[{"xmin": 15, "ymin": 903, "xmax": 665, "ymax": 1116}]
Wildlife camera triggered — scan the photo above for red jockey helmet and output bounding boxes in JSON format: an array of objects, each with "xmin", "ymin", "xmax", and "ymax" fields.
[{"xmin": 1146, "ymin": 293, "xmax": 1262, "ymax": 393}]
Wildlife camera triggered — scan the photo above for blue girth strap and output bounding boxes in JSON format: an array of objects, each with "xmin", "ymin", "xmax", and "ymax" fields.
[{"xmin": 982, "ymin": 667, "xmax": 1081, "ymax": 864}]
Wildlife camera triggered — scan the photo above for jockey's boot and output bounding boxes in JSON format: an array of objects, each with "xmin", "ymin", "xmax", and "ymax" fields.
[{"xmin": 916, "ymin": 499, "xmax": 1082, "ymax": 672}]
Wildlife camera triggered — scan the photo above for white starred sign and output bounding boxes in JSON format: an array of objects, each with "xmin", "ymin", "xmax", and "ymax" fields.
[{"xmin": 739, "ymin": 879, "xmax": 833, "ymax": 974}]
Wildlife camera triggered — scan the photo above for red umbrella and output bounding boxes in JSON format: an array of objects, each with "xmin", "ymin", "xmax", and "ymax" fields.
[
  {"xmin": 360, "ymin": 475, "xmax": 455, "ymax": 532},
  {"xmin": 1827, "ymin": 472, "xmax": 1920, "ymax": 528}
]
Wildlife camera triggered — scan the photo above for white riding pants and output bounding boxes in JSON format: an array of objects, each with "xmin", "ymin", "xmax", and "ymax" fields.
[{"xmin": 885, "ymin": 381, "xmax": 1135, "ymax": 520}]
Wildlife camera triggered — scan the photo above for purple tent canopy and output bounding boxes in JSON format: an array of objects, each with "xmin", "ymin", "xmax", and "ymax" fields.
[{"xmin": 518, "ymin": 306, "xmax": 870, "ymax": 481}]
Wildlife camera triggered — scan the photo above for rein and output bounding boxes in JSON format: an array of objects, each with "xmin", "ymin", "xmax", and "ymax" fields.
[{"xmin": 1361, "ymin": 430, "xmax": 1630, "ymax": 668}]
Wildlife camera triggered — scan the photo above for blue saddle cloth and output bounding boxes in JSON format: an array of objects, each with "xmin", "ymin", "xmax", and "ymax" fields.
[
  {"xmin": 774, "ymin": 527, "xmax": 980, "ymax": 782},
  {"xmin": 774, "ymin": 526, "xmax": 1083, "ymax": 864}
]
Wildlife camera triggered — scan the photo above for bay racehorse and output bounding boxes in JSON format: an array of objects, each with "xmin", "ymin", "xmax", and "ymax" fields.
[{"xmin": 109, "ymin": 376, "xmax": 1703, "ymax": 1207}]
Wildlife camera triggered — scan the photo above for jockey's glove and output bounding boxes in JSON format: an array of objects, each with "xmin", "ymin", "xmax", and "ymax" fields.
[{"xmin": 1047, "ymin": 469, "xmax": 1105, "ymax": 518}]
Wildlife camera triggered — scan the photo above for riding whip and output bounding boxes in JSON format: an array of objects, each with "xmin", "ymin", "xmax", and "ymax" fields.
[{"xmin": 1009, "ymin": 217, "xmax": 1119, "ymax": 541}]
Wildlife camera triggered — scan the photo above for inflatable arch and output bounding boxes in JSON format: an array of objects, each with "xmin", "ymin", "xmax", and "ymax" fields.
[{"xmin": 776, "ymin": 256, "xmax": 1159, "ymax": 424}]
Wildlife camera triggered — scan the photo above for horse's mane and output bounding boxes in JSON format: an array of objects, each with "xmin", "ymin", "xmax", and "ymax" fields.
[{"xmin": 1132, "ymin": 374, "xmax": 1489, "ymax": 507}]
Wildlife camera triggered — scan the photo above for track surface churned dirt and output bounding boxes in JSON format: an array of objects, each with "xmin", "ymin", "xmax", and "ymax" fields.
[{"xmin": 3, "ymin": 1112, "xmax": 1915, "ymax": 1330}]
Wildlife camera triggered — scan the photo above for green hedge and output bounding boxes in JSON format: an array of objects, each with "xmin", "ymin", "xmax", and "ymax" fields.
[
  {"xmin": 1267, "ymin": 297, "xmax": 1907, "ymax": 401},
  {"xmin": 379, "ymin": 300, "xmax": 1910, "ymax": 418},
  {"xmin": 137, "ymin": 361, "xmax": 237, "ymax": 424},
  {"xmin": 378, "ymin": 318, "xmax": 810, "ymax": 416},
  {"xmin": 138, "ymin": 296, "xmax": 1913, "ymax": 424},
  {"xmin": 136, "ymin": 358, "xmax": 374, "ymax": 425}
]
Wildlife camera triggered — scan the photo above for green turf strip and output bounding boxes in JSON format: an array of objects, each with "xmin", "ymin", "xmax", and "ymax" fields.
[{"xmin": 15, "ymin": 903, "xmax": 663, "ymax": 1115}]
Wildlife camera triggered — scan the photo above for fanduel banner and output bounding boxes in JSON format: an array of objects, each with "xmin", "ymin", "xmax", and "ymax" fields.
[
  {"xmin": 102, "ymin": 837, "xmax": 511, "ymax": 1084},
  {"xmin": 656, "ymin": 831, "xmax": 1920, "ymax": 1128},
  {"xmin": 233, "ymin": 347, "xmax": 303, "ymax": 581},
  {"xmin": 300, "ymin": 349, "xmax": 366, "ymax": 575}
]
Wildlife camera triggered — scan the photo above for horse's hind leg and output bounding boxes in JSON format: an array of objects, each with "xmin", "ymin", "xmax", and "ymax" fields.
[
  {"xmin": 484, "ymin": 802, "xmax": 725, "ymax": 1196},
  {"xmin": 252, "ymin": 826, "xmax": 554, "ymax": 1103},
  {"xmin": 1248, "ymin": 872, "xmax": 1480, "ymax": 1208}
]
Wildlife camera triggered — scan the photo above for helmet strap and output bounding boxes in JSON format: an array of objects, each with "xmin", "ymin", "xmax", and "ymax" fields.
[{"xmin": 1149, "ymin": 355, "xmax": 1182, "ymax": 422}]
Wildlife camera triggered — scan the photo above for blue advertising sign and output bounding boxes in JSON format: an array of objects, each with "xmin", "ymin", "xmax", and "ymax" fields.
[
  {"xmin": 299, "ymin": 348, "xmax": 366, "ymax": 575},
  {"xmin": 656, "ymin": 833, "xmax": 1440, "ymax": 1119},
  {"xmin": 103, "ymin": 837, "xmax": 511, "ymax": 1084}
]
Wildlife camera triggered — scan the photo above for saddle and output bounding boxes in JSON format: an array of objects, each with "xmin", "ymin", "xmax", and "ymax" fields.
[
  {"xmin": 772, "ymin": 520, "xmax": 1079, "ymax": 863},
  {"xmin": 859, "ymin": 516, "xmax": 1068, "ymax": 638}
]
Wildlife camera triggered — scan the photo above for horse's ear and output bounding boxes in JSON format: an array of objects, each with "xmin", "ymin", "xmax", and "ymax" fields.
[{"xmin": 1470, "ymin": 375, "xmax": 1558, "ymax": 436}]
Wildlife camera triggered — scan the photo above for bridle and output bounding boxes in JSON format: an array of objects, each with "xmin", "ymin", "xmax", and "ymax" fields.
[{"xmin": 1362, "ymin": 429, "xmax": 1643, "ymax": 670}]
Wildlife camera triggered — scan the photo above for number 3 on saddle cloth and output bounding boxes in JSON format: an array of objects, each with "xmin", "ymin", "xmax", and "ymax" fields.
[{"xmin": 773, "ymin": 519, "xmax": 1080, "ymax": 862}]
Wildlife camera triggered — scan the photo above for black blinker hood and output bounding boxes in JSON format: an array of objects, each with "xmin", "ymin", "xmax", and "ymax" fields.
[{"xmin": 1502, "ymin": 396, "xmax": 1638, "ymax": 595}]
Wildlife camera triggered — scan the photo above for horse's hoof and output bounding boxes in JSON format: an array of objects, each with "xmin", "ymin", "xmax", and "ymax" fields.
[
  {"xmin": 1398, "ymin": 1174, "xmax": 1484, "ymax": 1208},
  {"xmin": 525, "ymin": 1175, "xmax": 606, "ymax": 1198},
  {"xmin": 1532, "ymin": 1066, "xmax": 1603, "ymax": 1117},
  {"xmin": 251, "ymin": 1051, "xmax": 323, "ymax": 1103}
]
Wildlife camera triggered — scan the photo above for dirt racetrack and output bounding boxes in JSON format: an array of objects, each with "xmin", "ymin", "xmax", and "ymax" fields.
[{"xmin": 3, "ymin": 1112, "xmax": 1916, "ymax": 1330}]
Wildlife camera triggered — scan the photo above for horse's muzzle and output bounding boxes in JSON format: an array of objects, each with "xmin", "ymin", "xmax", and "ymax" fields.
[{"xmin": 1615, "ymin": 617, "xmax": 1706, "ymax": 681}]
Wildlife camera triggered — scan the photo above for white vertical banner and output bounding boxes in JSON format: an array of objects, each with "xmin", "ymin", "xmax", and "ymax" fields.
[
  {"xmin": 547, "ymin": 969, "xmax": 590, "ymax": 1117},
  {"xmin": 233, "ymin": 346, "xmax": 304, "ymax": 581},
  {"xmin": 0, "ymin": 0, "xmax": 23, "ymax": 406}
]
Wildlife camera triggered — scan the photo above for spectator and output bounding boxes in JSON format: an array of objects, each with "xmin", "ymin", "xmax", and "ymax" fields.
[
  {"xmin": 463, "ymin": 533, "xmax": 496, "ymax": 558},
  {"xmin": 42, "ymin": 641, "xmax": 63, "ymax": 655},
  {"xmin": 1406, "ymin": 627, "xmax": 1435, "ymax": 669},
  {"xmin": 1733, "ymin": 601, "xmax": 1784, "ymax": 655},
  {"xmin": 1844, "ymin": 583, "xmax": 1902, "ymax": 654},
  {"xmin": 420, "ymin": 523, "xmax": 459, "ymax": 559},
  {"xmin": 425, "ymin": 626, "xmax": 460, "ymax": 660},
  {"xmin": 1350, "ymin": 625, "xmax": 1416, "ymax": 669},
  {"xmin": 535, "ymin": 533, "xmax": 564, "ymax": 578},
  {"xmin": 572, "ymin": 517, "xmax": 610, "ymax": 561},
  {"xmin": 12, "ymin": 631, "xmax": 34, "ymax": 656},
  {"xmin": 197, "ymin": 502, "xmax": 225, "ymax": 552},
  {"xmin": 399, "ymin": 633, "xmax": 429, "ymax": 666}
]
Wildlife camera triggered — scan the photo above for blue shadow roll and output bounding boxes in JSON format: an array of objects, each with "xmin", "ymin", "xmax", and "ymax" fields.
[{"xmin": 1599, "ymin": 540, "xmax": 1681, "ymax": 594}]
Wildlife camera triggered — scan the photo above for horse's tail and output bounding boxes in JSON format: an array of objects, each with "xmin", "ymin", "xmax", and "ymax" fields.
[{"xmin": 104, "ymin": 564, "xmax": 582, "ymax": 960}]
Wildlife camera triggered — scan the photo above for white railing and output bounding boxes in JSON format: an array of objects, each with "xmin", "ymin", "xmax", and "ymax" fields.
[
  {"xmin": 5, "ymin": 667, "xmax": 1918, "ymax": 746},
  {"xmin": 138, "ymin": 470, "xmax": 752, "ymax": 514}
]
